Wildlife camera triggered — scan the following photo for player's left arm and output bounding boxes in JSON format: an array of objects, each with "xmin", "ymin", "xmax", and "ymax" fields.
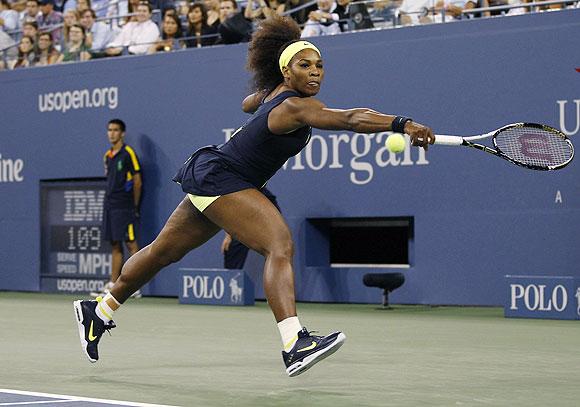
[{"xmin": 242, "ymin": 90, "xmax": 269, "ymax": 113}]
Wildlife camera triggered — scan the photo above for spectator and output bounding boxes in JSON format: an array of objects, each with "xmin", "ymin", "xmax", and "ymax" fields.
[
  {"xmin": 53, "ymin": 0, "xmax": 77, "ymax": 13},
  {"xmin": 89, "ymin": 118, "xmax": 143, "ymax": 299},
  {"xmin": 61, "ymin": 8, "xmax": 78, "ymax": 45},
  {"xmin": 175, "ymin": 0, "xmax": 188, "ymax": 30},
  {"xmin": 106, "ymin": 1, "xmax": 160, "ymax": 55},
  {"xmin": 244, "ymin": 0, "xmax": 286, "ymax": 21},
  {"xmin": 0, "ymin": 0, "xmax": 19, "ymax": 32},
  {"xmin": 75, "ymin": 0, "xmax": 90, "ymax": 14},
  {"xmin": 106, "ymin": 0, "xmax": 139, "ymax": 28},
  {"xmin": 300, "ymin": 0, "xmax": 340, "ymax": 38},
  {"xmin": 285, "ymin": 0, "xmax": 317, "ymax": 25},
  {"xmin": 21, "ymin": 20, "xmax": 38, "ymax": 38},
  {"xmin": 506, "ymin": 0, "xmax": 534, "ymax": 15},
  {"xmin": 126, "ymin": 0, "xmax": 141, "ymax": 21},
  {"xmin": 37, "ymin": 0, "xmax": 63, "ymax": 43},
  {"xmin": 148, "ymin": 12, "xmax": 184, "ymax": 52},
  {"xmin": 0, "ymin": 28, "xmax": 17, "ymax": 64},
  {"xmin": 418, "ymin": 0, "xmax": 472, "ymax": 24},
  {"xmin": 149, "ymin": 0, "xmax": 175, "ymax": 14},
  {"xmin": 80, "ymin": 8, "xmax": 116, "ymax": 50},
  {"xmin": 462, "ymin": 0, "xmax": 480, "ymax": 17},
  {"xmin": 218, "ymin": 0, "xmax": 236, "ymax": 22},
  {"xmin": 398, "ymin": 0, "xmax": 435, "ymax": 25},
  {"xmin": 464, "ymin": 0, "xmax": 507, "ymax": 16},
  {"xmin": 175, "ymin": 0, "xmax": 187, "ymax": 16},
  {"xmin": 161, "ymin": 6, "xmax": 177, "ymax": 18},
  {"xmin": 185, "ymin": 2, "xmax": 217, "ymax": 47},
  {"xmin": 57, "ymin": 22, "xmax": 90, "ymax": 61},
  {"xmin": 20, "ymin": 0, "xmax": 40, "ymax": 27},
  {"xmin": 9, "ymin": 34, "xmax": 35, "ymax": 68},
  {"xmin": 9, "ymin": 0, "xmax": 27, "ymax": 16},
  {"xmin": 203, "ymin": 0, "xmax": 220, "ymax": 27},
  {"xmin": 369, "ymin": 0, "xmax": 400, "ymax": 28},
  {"xmin": 32, "ymin": 30, "xmax": 59, "ymax": 64},
  {"xmin": 432, "ymin": 0, "xmax": 470, "ymax": 22},
  {"xmin": 335, "ymin": 0, "xmax": 352, "ymax": 31},
  {"xmin": 217, "ymin": 0, "xmax": 252, "ymax": 44}
]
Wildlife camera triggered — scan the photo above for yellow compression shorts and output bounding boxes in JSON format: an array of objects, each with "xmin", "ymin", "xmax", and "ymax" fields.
[{"xmin": 187, "ymin": 194, "xmax": 221, "ymax": 212}]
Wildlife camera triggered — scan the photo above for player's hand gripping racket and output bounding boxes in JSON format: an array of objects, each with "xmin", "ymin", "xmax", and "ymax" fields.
[{"xmin": 434, "ymin": 123, "xmax": 574, "ymax": 170}]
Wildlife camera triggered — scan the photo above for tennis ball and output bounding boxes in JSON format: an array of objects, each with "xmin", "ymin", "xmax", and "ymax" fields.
[{"xmin": 386, "ymin": 133, "xmax": 406, "ymax": 153}]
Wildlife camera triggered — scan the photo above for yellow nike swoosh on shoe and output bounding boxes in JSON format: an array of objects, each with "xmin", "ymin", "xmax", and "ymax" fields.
[
  {"xmin": 297, "ymin": 341, "xmax": 317, "ymax": 352},
  {"xmin": 88, "ymin": 321, "xmax": 97, "ymax": 341}
]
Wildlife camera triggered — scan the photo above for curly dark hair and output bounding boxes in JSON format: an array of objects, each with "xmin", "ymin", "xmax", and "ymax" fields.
[{"xmin": 246, "ymin": 15, "xmax": 302, "ymax": 92}]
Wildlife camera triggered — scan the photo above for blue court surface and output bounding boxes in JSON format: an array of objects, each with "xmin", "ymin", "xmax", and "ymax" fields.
[{"xmin": 0, "ymin": 389, "xmax": 176, "ymax": 407}]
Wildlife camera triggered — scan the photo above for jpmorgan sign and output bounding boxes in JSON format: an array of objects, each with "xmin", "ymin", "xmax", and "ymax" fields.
[
  {"xmin": 222, "ymin": 128, "xmax": 429, "ymax": 186},
  {"xmin": 179, "ymin": 268, "xmax": 254, "ymax": 306},
  {"xmin": 505, "ymin": 275, "xmax": 580, "ymax": 320}
]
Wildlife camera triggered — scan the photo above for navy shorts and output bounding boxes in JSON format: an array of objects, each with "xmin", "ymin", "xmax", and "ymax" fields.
[
  {"xmin": 103, "ymin": 207, "xmax": 139, "ymax": 242},
  {"xmin": 173, "ymin": 147, "xmax": 255, "ymax": 196}
]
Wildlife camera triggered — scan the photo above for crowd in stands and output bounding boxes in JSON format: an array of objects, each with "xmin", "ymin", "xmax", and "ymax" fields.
[{"xmin": 0, "ymin": 0, "xmax": 578, "ymax": 70}]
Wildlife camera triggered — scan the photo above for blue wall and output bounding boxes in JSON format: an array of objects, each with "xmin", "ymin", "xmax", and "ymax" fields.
[{"xmin": 1, "ymin": 10, "xmax": 579, "ymax": 305}]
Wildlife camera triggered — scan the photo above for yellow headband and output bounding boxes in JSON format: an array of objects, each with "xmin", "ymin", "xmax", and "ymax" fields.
[{"xmin": 279, "ymin": 41, "xmax": 321, "ymax": 73}]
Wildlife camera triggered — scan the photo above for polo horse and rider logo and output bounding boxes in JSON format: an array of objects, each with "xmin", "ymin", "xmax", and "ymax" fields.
[{"xmin": 229, "ymin": 273, "xmax": 243, "ymax": 304}]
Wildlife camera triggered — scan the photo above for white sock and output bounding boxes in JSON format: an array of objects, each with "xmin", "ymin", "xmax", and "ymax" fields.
[
  {"xmin": 95, "ymin": 293, "xmax": 120, "ymax": 323},
  {"xmin": 277, "ymin": 316, "xmax": 302, "ymax": 352}
]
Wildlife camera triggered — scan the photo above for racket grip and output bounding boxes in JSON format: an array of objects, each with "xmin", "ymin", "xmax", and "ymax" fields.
[{"xmin": 434, "ymin": 135, "xmax": 463, "ymax": 146}]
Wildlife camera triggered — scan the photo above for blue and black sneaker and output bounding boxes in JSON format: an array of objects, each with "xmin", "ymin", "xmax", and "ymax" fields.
[
  {"xmin": 282, "ymin": 327, "xmax": 346, "ymax": 377},
  {"xmin": 73, "ymin": 299, "xmax": 116, "ymax": 363}
]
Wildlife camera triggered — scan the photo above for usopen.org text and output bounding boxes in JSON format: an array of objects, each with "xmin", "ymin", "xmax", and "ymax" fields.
[{"xmin": 38, "ymin": 86, "xmax": 118, "ymax": 113}]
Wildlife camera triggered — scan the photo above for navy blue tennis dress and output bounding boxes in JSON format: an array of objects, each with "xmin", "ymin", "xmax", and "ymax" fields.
[{"xmin": 173, "ymin": 90, "xmax": 311, "ymax": 197}]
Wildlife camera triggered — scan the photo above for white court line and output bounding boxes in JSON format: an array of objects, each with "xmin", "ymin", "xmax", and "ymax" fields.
[
  {"xmin": 0, "ymin": 390, "xmax": 180, "ymax": 407},
  {"xmin": 0, "ymin": 401, "xmax": 74, "ymax": 405}
]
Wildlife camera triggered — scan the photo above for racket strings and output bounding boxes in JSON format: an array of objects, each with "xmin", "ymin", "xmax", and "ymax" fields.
[{"xmin": 494, "ymin": 126, "xmax": 573, "ymax": 168}]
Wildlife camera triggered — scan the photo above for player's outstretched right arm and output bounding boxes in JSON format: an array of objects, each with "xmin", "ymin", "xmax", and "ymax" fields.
[{"xmin": 270, "ymin": 96, "xmax": 435, "ymax": 149}]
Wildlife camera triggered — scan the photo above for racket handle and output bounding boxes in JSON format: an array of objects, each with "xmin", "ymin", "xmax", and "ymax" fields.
[{"xmin": 434, "ymin": 135, "xmax": 464, "ymax": 146}]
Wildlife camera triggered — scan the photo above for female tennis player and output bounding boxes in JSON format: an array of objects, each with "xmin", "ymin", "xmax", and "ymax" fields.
[{"xmin": 74, "ymin": 15, "xmax": 434, "ymax": 377}]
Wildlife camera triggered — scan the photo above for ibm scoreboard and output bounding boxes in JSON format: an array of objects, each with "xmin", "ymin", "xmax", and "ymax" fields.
[{"xmin": 40, "ymin": 179, "xmax": 111, "ymax": 294}]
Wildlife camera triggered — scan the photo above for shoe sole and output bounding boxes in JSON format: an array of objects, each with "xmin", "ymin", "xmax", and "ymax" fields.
[
  {"xmin": 286, "ymin": 332, "xmax": 346, "ymax": 377},
  {"xmin": 73, "ymin": 300, "xmax": 97, "ymax": 363}
]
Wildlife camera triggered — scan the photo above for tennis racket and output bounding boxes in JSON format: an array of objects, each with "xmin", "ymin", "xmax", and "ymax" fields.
[{"xmin": 434, "ymin": 123, "xmax": 574, "ymax": 171}]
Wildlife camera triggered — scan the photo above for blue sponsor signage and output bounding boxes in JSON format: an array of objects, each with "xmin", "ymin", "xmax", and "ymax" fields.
[
  {"xmin": 179, "ymin": 268, "xmax": 254, "ymax": 306},
  {"xmin": 40, "ymin": 179, "xmax": 112, "ymax": 295},
  {"xmin": 505, "ymin": 276, "xmax": 580, "ymax": 320},
  {"xmin": 40, "ymin": 276, "xmax": 108, "ymax": 294}
]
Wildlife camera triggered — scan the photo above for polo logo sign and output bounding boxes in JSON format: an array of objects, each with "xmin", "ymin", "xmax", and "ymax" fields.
[
  {"xmin": 505, "ymin": 275, "xmax": 580, "ymax": 320},
  {"xmin": 509, "ymin": 284, "xmax": 567, "ymax": 312},
  {"xmin": 179, "ymin": 268, "xmax": 254, "ymax": 306},
  {"xmin": 229, "ymin": 273, "xmax": 243, "ymax": 303},
  {"xmin": 183, "ymin": 275, "xmax": 225, "ymax": 300}
]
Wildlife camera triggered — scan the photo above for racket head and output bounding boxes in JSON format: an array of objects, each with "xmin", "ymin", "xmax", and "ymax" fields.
[{"xmin": 492, "ymin": 123, "xmax": 574, "ymax": 170}]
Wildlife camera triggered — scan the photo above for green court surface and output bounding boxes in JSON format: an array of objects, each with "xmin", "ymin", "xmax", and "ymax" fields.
[{"xmin": 1, "ymin": 292, "xmax": 579, "ymax": 407}]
